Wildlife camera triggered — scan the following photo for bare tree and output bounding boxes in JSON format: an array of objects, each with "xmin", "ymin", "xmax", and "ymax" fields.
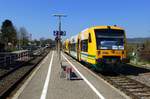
[{"xmin": 18, "ymin": 27, "xmax": 29, "ymax": 47}]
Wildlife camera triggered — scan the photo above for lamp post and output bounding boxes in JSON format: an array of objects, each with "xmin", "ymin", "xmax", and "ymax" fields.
[{"xmin": 53, "ymin": 14, "xmax": 67, "ymax": 67}]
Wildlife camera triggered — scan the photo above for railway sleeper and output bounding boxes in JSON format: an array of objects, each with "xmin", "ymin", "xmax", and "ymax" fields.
[
  {"xmin": 121, "ymin": 85, "xmax": 144, "ymax": 89},
  {"xmin": 112, "ymin": 80, "xmax": 134, "ymax": 83},
  {"xmin": 131, "ymin": 91, "xmax": 150, "ymax": 95},
  {"xmin": 110, "ymin": 79, "xmax": 128, "ymax": 81},
  {"xmin": 119, "ymin": 88, "xmax": 150, "ymax": 99},
  {"xmin": 134, "ymin": 93, "xmax": 150, "ymax": 97},
  {"xmin": 108, "ymin": 78, "xmax": 127, "ymax": 81},
  {"xmin": 116, "ymin": 83, "xmax": 138, "ymax": 86},
  {"xmin": 128, "ymin": 88, "xmax": 150, "ymax": 92}
]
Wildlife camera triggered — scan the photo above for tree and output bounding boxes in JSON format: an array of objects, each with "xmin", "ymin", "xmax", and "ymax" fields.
[
  {"xmin": 18, "ymin": 27, "xmax": 29, "ymax": 46},
  {"xmin": 43, "ymin": 38, "xmax": 54, "ymax": 45},
  {"xmin": 1, "ymin": 19, "xmax": 17, "ymax": 50},
  {"xmin": 144, "ymin": 40, "xmax": 150, "ymax": 50},
  {"xmin": 33, "ymin": 39, "xmax": 41, "ymax": 46},
  {"xmin": 39, "ymin": 38, "xmax": 54, "ymax": 47},
  {"xmin": 39, "ymin": 37, "xmax": 45, "ymax": 47}
]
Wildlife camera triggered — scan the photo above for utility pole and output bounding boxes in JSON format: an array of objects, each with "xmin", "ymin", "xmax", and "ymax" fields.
[
  {"xmin": 53, "ymin": 14, "xmax": 67, "ymax": 67},
  {"xmin": 29, "ymin": 33, "xmax": 32, "ymax": 45},
  {"xmin": 18, "ymin": 31, "xmax": 21, "ymax": 50}
]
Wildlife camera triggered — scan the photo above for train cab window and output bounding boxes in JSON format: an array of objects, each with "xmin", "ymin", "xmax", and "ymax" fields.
[
  {"xmin": 81, "ymin": 40, "xmax": 88, "ymax": 52},
  {"xmin": 88, "ymin": 33, "xmax": 92, "ymax": 43}
]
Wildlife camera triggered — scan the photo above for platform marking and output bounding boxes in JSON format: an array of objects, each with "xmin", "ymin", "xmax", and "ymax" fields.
[
  {"xmin": 64, "ymin": 53, "xmax": 130, "ymax": 99},
  {"xmin": 62, "ymin": 54, "xmax": 105, "ymax": 99},
  {"xmin": 40, "ymin": 51, "xmax": 54, "ymax": 99},
  {"xmin": 11, "ymin": 52, "xmax": 51, "ymax": 99},
  {"xmin": 75, "ymin": 58, "xmax": 131, "ymax": 99}
]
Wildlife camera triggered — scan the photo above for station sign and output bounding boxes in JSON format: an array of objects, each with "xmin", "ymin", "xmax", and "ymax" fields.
[{"xmin": 53, "ymin": 30, "xmax": 66, "ymax": 36}]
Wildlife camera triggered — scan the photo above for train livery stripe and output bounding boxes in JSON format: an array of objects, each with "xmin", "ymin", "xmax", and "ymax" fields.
[
  {"xmin": 81, "ymin": 54, "xmax": 95, "ymax": 60},
  {"xmin": 81, "ymin": 52, "xmax": 96, "ymax": 58},
  {"xmin": 69, "ymin": 51, "xmax": 96, "ymax": 60},
  {"xmin": 81, "ymin": 52, "xmax": 96, "ymax": 61}
]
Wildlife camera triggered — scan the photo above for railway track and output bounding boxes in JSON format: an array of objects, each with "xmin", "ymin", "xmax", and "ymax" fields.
[
  {"xmin": 65, "ymin": 53, "xmax": 150, "ymax": 99},
  {"xmin": 0, "ymin": 58, "xmax": 34, "ymax": 80},
  {"xmin": 0, "ymin": 49, "xmax": 50, "ymax": 99},
  {"xmin": 79, "ymin": 59, "xmax": 150, "ymax": 98},
  {"xmin": 97, "ymin": 73, "xmax": 150, "ymax": 99}
]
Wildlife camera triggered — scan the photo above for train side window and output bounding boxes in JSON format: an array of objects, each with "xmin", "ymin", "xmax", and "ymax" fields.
[
  {"xmin": 88, "ymin": 33, "xmax": 92, "ymax": 43},
  {"xmin": 70, "ymin": 43, "xmax": 76, "ymax": 51},
  {"xmin": 81, "ymin": 40, "xmax": 88, "ymax": 52}
]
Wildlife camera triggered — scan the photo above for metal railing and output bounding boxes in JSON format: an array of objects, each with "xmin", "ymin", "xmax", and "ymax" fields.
[{"xmin": 0, "ymin": 50, "xmax": 30, "ymax": 67}]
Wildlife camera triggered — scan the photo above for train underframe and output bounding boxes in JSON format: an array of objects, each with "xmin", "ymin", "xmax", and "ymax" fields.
[
  {"xmin": 64, "ymin": 51, "xmax": 129, "ymax": 72},
  {"xmin": 83, "ymin": 56, "xmax": 129, "ymax": 72}
]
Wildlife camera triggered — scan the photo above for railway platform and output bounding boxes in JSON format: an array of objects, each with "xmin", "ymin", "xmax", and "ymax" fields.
[{"xmin": 11, "ymin": 51, "xmax": 130, "ymax": 99}]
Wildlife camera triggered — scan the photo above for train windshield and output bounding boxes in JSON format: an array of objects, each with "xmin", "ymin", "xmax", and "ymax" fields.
[{"xmin": 95, "ymin": 29, "xmax": 125, "ymax": 50}]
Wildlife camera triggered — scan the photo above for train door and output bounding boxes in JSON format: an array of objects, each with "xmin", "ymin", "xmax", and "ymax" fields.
[
  {"xmin": 77, "ymin": 39, "xmax": 80, "ymax": 61},
  {"xmin": 87, "ymin": 32, "xmax": 96, "ymax": 64},
  {"xmin": 68, "ymin": 41, "xmax": 70, "ymax": 54}
]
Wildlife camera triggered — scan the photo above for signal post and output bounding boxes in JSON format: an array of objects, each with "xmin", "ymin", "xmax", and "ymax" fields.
[{"xmin": 53, "ymin": 14, "xmax": 66, "ymax": 67}]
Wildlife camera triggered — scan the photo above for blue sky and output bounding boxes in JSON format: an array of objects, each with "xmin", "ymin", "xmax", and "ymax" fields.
[{"xmin": 0, "ymin": 0, "xmax": 150, "ymax": 40}]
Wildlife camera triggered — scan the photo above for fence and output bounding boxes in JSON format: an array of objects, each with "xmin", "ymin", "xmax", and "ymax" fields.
[{"xmin": 0, "ymin": 50, "xmax": 29, "ymax": 67}]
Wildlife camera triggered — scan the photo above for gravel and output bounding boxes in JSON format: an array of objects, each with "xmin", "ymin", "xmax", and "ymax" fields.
[
  {"xmin": 118, "ymin": 63, "xmax": 150, "ymax": 88},
  {"xmin": 128, "ymin": 72, "xmax": 150, "ymax": 87}
]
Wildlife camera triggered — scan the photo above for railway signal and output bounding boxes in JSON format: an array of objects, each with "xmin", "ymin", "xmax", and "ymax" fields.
[{"xmin": 53, "ymin": 14, "xmax": 67, "ymax": 67}]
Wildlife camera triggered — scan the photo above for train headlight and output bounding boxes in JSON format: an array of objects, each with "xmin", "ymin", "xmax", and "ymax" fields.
[{"xmin": 119, "ymin": 46, "xmax": 124, "ymax": 50}]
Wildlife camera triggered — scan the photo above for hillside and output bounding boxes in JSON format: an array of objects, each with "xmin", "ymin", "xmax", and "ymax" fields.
[{"xmin": 127, "ymin": 37, "xmax": 150, "ymax": 43}]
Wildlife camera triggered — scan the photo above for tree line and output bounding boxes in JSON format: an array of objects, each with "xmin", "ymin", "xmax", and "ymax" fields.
[
  {"xmin": 0, "ymin": 19, "xmax": 54, "ymax": 52},
  {"xmin": 127, "ymin": 40, "xmax": 150, "ymax": 63}
]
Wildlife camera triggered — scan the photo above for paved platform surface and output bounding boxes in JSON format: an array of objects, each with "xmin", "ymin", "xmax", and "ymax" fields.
[{"xmin": 12, "ymin": 51, "xmax": 130, "ymax": 99}]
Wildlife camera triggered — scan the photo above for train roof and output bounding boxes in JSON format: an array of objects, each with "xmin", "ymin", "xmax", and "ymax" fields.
[
  {"xmin": 92, "ymin": 25, "xmax": 123, "ymax": 30},
  {"xmin": 65, "ymin": 25, "xmax": 124, "ymax": 41},
  {"xmin": 82, "ymin": 26, "xmax": 124, "ymax": 32},
  {"xmin": 79, "ymin": 25, "xmax": 124, "ymax": 40}
]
